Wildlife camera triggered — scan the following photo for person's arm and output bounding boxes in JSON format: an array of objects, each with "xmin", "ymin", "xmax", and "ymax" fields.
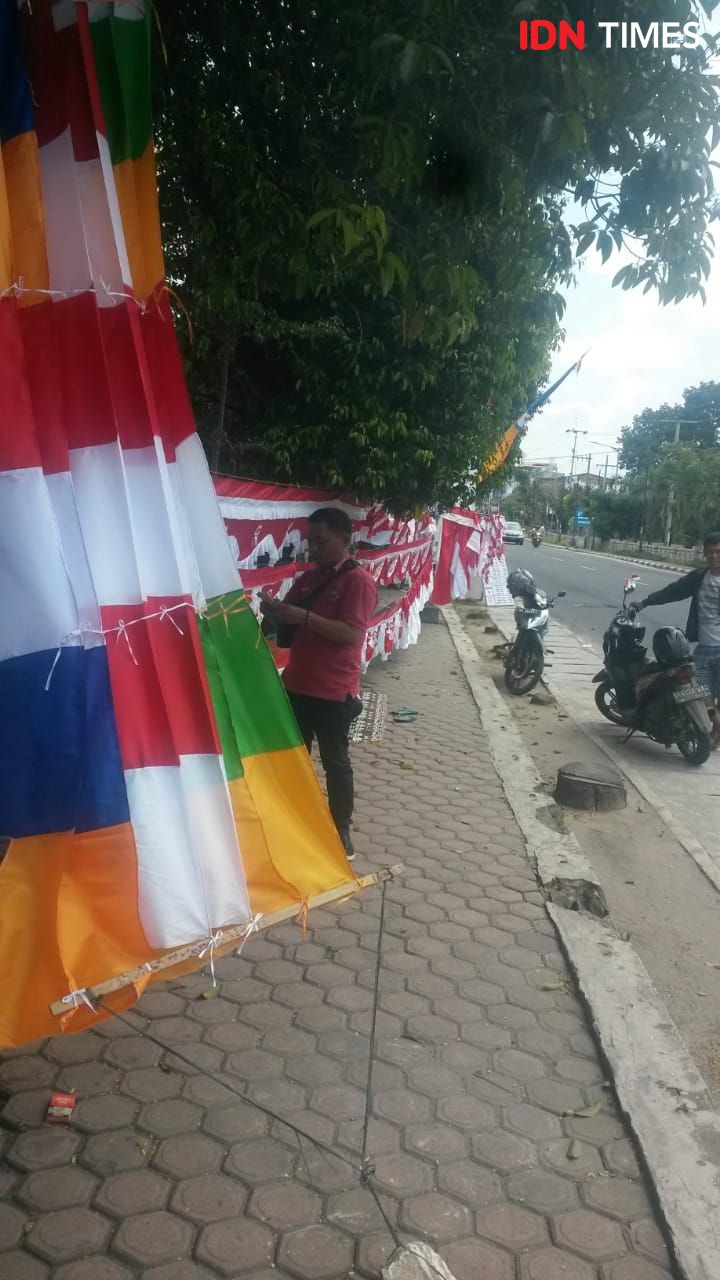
[
  {"xmin": 637, "ymin": 570, "xmax": 700, "ymax": 611},
  {"xmin": 260, "ymin": 599, "xmax": 361, "ymax": 645},
  {"xmin": 307, "ymin": 571, "xmax": 378, "ymax": 645}
]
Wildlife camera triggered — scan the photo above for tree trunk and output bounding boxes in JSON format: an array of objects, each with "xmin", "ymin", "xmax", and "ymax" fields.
[{"xmin": 210, "ymin": 342, "xmax": 231, "ymax": 473}]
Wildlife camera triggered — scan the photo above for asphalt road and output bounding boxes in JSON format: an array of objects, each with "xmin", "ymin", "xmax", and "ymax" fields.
[{"xmin": 504, "ymin": 541, "xmax": 691, "ymax": 651}]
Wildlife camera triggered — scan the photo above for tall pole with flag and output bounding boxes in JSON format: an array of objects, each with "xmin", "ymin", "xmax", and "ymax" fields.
[{"xmin": 479, "ymin": 350, "xmax": 590, "ymax": 481}]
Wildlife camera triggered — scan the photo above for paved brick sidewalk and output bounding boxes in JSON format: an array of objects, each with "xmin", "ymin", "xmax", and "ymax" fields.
[{"xmin": 0, "ymin": 621, "xmax": 674, "ymax": 1280}]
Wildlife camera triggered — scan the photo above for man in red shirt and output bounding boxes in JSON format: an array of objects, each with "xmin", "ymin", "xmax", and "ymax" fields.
[{"xmin": 260, "ymin": 508, "xmax": 378, "ymax": 860}]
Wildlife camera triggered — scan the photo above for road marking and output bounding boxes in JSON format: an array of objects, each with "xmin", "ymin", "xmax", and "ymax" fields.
[{"xmin": 543, "ymin": 544, "xmax": 684, "ymax": 576}]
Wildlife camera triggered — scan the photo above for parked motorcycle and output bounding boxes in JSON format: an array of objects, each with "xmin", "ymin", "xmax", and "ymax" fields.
[
  {"xmin": 593, "ymin": 577, "xmax": 712, "ymax": 766},
  {"xmin": 502, "ymin": 569, "xmax": 565, "ymax": 695}
]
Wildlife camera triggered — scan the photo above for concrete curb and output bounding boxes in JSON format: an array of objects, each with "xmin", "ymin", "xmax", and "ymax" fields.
[
  {"xmin": 444, "ymin": 604, "xmax": 720, "ymax": 1280},
  {"xmin": 550, "ymin": 906, "xmax": 720, "ymax": 1280},
  {"xmin": 443, "ymin": 607, "xmax": 607, "ymax": 916}
]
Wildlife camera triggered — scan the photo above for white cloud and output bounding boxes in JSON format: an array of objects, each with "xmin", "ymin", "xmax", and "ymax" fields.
[{"xmin": 524, "ymin": 241, "xmax": 720, "ymax": 469}]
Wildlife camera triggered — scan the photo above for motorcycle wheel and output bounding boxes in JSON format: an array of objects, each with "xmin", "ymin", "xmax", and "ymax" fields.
[
  {"xmin": 594, "ymin": 680, "xmax": 626, "ymax": 726},
  {"xmin": 504, "ymin": 644, "xmax": 543, "ymax": 696},
  {"xmin": 676, "ymin": 713, "xmax": 711, "ymax": 766}
]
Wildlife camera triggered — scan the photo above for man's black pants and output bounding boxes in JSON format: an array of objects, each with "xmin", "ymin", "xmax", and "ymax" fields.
[{"xmin": 288, "ymin": 692, "xmax": 357, "ymax": 833}]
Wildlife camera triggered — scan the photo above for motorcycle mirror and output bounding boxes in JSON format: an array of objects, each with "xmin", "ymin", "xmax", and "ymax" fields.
[
  {"xmin": 557, "ymin": 590, "xmax": 566, "ymax": 597},
  {"xmin": 624, "ymin": 580, "xmax": 637, "ymax": 593}
]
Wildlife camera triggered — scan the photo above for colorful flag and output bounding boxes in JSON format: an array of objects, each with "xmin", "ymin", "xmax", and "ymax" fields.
[
  {"xmin": 0, "ymin": 0, "xmax": 354, "ymax": 1047},
  {"xmin": 480, "ymin": 351, "xmax": 590, "ymax": 478}
]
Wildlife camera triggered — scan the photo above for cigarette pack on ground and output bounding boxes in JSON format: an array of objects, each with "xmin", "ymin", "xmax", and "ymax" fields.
[{"xmin": 46, "ymin": 1092, "xmax": 76, "ymax": 1123}]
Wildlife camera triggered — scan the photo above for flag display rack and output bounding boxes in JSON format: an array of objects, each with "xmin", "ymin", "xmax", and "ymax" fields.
[{"xmin": 49, "ymin": 863, "xmax": 404, "ymax": 1019}]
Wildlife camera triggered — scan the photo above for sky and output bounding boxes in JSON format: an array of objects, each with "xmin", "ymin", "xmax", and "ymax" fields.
[
  {"xmin": 521, "ymin": 10, "xmax": 720, "ymax": 478},
  {"xmin": 522, "ymin": 247, "xmax": 720, "ymax": 476}
]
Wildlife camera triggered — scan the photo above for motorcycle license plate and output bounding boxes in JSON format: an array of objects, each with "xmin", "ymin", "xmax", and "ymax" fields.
[{"xmin": 673, "ymin": 682, "xmax": 710, "ymax": 704}]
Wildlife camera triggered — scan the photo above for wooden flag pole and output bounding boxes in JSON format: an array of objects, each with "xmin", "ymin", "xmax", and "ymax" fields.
[{"xmin": 49, "ymin": 864, "xmax": 404, "ymax": 1019}]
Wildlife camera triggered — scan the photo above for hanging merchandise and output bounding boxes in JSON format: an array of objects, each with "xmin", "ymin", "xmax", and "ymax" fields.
[{"xmin": 0, "ymin": 0, "xmax": 371, "ymax": 1048}]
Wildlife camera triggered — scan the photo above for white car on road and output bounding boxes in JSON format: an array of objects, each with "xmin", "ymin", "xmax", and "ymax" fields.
[{"xmin": 502, "ymin": 521, "xmax": 525, "ymax": 546}]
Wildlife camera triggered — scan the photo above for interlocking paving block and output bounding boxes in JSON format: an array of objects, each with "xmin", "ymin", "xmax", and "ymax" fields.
[
  {"xmin": 7, "ymin": 1128, "xmax": 82, "ymax": 1173},
  {"xmin": 139, "ymin": 1264, "xmax": 216, "ymax": 1280},
  {"xmin": 94, "ymin": 1169, "xmax": 171, "ymax": 1218},
  {"xmin": 0, "ymin": 1201, "xmax": 27, "ymax": 1249},
  {"xmin": 0, "ymin": 1254, "xmax": 49, "ymax": 1280},
  {"xmin": 477, "ymin": 1203, "xmax": 549, "ymax": 1250},
  {"xmin": 224, "ymin": 1136, "xmax": 296, "ymax": 1185},
  {"xmin": 601, "ymin": 1259, "xmax": 674, "ymax": 1280},
  {"xmin": 54, "ymin": 1261, "xmax": 133, "ymax": 1280},
  {"xmin": 508, "ymin": 1168, "xmax": 579, "ymax": 1215},
  {"xmin": 202, "ymin": 1100, "xmax": 267, "ymax": 1143},
  {"xmin": 17, "ymin": 1166, "xmax": 97, "ymax": 1212},
  {"xmin": 249, "ymin": 1181, "xmax": 322, "ymax": 1231},
  {"xmin": 0, "ymin": 1056, "xmax": 56, "ymax": 1095},
  {"xmin": 138, "ymin": 1098, "xmax": 204, "ymax": 1137},
  {"xmin": 519, "ymin": 1246, "xmax": 595, "ymax": 1279},
  {"xmin": 113, "ymin": 1209, "xmax": 196, "ymax": 1266},
  {"xmin": 277, "ymin": 1223, "xmax": 355, "ymax": 1280},
  {"xmin": 437, "ymin": 1160, "xmax": 503, "ymax": 1206},
  {"xmin": 81, "ymin": 1128, "xmax": 152, "ymax": 1177},
  {"xmin": 196, "ymin": 1218, "xmax": 277, "ymax": 1276},
  {"xmin": 71, "ymin": 1095, "xmax": 139, "ymax": 1133},
  {"xmin": 25, "ymin": 1207, "xmax": 112, "ymax": 1264},
  {"xmin": 399, "ymin": 1191, "xmax": 473, "ymax": 1243},
  {"xmin": 171, "ymin": 1172, "xmax": 248, "ymax": 1223},
  {"xmin": 442, "ymin": 1237, "xmax": 515, "ymax": 1280}
]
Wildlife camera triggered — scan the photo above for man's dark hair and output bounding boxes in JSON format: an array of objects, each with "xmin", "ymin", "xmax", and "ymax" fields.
[
  {"xmin": 308, "ymin": 507, "xmax": 353, "ymax": 540},
  {"xmin": 703, "ymin": 531, "xmax": 720, "ymax": 550}
]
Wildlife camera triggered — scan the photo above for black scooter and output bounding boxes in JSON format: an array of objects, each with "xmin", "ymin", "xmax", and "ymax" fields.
[{"xmin": 592, "ymin": 577, "xmax": 712, "ymax": 766}]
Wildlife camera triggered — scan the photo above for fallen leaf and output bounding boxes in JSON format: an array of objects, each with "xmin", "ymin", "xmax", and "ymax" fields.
[
  {"xmin": 574, "ymin": 1100, "xmax": 602, "ymax": 1118},
  {"xmin": 567, "ymin": 1137, "xmax": 583, "ymax": 1160},
  {"xmin": 399, "ymin": 762, "xmax": 415, "ymax": 770},
  {"xmin": 202, "ymin": 985, "xmax": 221, "ymax": 999}
]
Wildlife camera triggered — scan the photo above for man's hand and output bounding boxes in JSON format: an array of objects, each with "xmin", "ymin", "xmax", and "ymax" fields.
[
  {"xmin": 274, "ymin": 603, "xmax": 308, "ymax": 626},
  {"xmin": 259, "ymin": 593, "xmax": 306, "ymax": 626}
]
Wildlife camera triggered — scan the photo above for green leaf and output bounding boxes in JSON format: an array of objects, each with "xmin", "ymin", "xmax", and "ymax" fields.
[
  {"xmin": 383, "ymin": 251, "xmax": 409, "ymax": 289},
  {"xmin": 370, "ymin": 32, "xmax": 405, "ymax": 53},
  {"xmin": 598, "ymin": 231, "xmax": 613, "ymax": 264},
  {"xmin": 567, "ymin": 1137, "xmax": 583, "ymax": 1160},
  {"xmin": 426, "ymin": 43, "xmax": 455, "ymax": 77},
  {"xmin": 306, "ymin": 208, "xmax": 337, "ymax": 230},
  {"xmin": 612, "ymin": 265, "xmax": 632, "ymax": 287},
  {"xmin": 399, "ymin": 40, "xmax": 420, "ymax": 84},
  {"xmin": 576, "ymin": 232, "xmax": 595, "ymax": 255}
]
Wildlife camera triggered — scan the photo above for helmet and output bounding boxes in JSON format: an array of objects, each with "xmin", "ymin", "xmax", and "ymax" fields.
[
  {"xmin": 652, "ymin": 626, "xmax": 691, "ymax": 665},
  {"xmin": 507, "ymin": 568, "xmax": 535, "ymax": 598}
]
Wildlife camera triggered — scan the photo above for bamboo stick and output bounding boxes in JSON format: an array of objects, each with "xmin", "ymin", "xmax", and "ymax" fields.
[{"xmin": 50, "ymin": 864, "xmax": 403, "ymax": 1018}]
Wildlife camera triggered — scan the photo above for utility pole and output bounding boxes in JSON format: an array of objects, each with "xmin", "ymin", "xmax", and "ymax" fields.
[
  {"xmin": 566, "ymin": 427, "xmax": 588, "ymax": 481},
  {"xmin": 564, "ymin": 428, "xmax": 587, "ymax": 545},
  {"xmin": 656, "ymin": 419, "xmax": 699, "ymax": 546}
]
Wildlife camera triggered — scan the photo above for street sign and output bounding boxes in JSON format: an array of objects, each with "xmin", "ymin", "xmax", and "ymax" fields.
[{"xmin": 575, "ymin": 509, "xmax": 591, "ymax": 527}]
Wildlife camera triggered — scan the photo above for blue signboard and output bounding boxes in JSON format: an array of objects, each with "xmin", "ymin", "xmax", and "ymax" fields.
[{"xmin": 575, "ymin": 509, "xmax": 591, "ymax": 527}]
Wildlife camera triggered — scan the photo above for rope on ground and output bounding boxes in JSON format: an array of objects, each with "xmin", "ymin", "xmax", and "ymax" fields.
[
  {"xmin": 107, "ymin": 1005, "xmax": 363, "ymax": 1175},
  {"xmin": 358, "ymin": 876, "xmax": 402, "ymax": 1251},
  {"xmin": 105, "ymin": 875, "xmax": 402, "ymax": 1267}
]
